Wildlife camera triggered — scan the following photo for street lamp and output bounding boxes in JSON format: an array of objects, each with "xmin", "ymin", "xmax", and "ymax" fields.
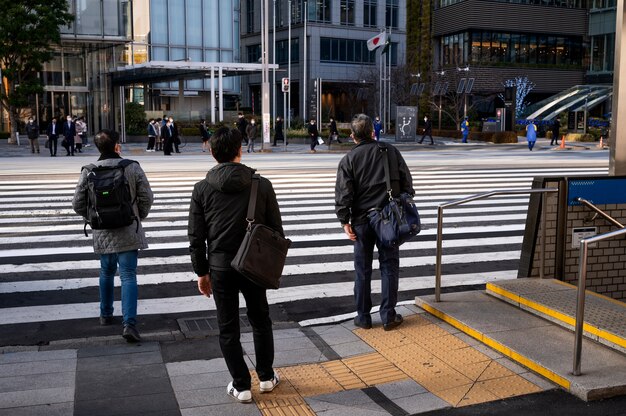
[
  {"xmin": 457, "ymin": 65, "xmax": 470, "ymax": 118},
  {"xmin": 435, "ymin": 70, "xmax": 446, "ymax": 131}
]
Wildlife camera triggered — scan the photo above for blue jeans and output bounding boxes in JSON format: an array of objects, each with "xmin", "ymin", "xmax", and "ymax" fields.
[
  {"xmin": 352, "ymin": 223, "xmax": 400, "ymax": 326},
  {"xmin": 99, "ymin": 250, "xmax": 139, "ymax": 326}
]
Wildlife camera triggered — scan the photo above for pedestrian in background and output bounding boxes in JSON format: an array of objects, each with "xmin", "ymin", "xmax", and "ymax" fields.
[
  {"xmin": 163, "ymin": 118, "xmax": 173, "ymax": 156},
  {"xmin": 72, "ymin": 129, "xmax": 154, "ymax": 342},
  {"xmin": 308, "ymin": 119, "xmax": 319, "ymax": 153},
  {"xmin": 199, "ymin": 119, "xmax": 210, "ymax": 152},
  {"xmin": 147, "ymin": 119, "xmax": 157, "ymax": 152},
  {"xmin": 329, "ymin": 117, "xmax": 341, "ymax": 143},
  {"xmin": 154, "ymin": 118, "xmax": 163, "ymax": 151},
  {"xmin": 335, "ymin": 114, "xmax": 414, "ymax": 331},
  {"xmin": 419, "ymin": 115, "xmax": 434, "ymax": 145},
  {"xmin": 74, "ymin": 117, "xmax": 83, "ymax": 153},
  {"xmin": 272, "ymin": 116, "xmax": 285, "ymax": 146},
  {"xmin": 237, "ymin": 112, "xmax": 248, "ymax": 145},
  {"xmin": 527, "ymin": 120, "xmax": 537, "ymax": 151},
  {"xmin": 188, "ymin": 127, "xmax": 283, "ymax": 403},
  {"xmin": 62, "ymin": 115, "xmax": 76, "ymax": 156},
  {"xmin": 47, "ymin": 117, "xmax": 60, "ymax": 157},
  {"xmin": 170, "ymin": 117, "xmax": 181, "ymax": 153},
  {"xmin": 246, "ymin": 118, "xmax": 258, "ymax": 153},
  {"xmin": 551, "ymin": 118, "xmax": 561, "ymax": 146},
  {"xmin": 373, "ymin": 117, "xmax": 383, "ymax": 141},
  {"xmin": 25, "ymin": 117, "xmax": 40, "ymax": 154},
  {"xmin": 461, "ymin": 116, "xmax": 469, "ymax": 143}
]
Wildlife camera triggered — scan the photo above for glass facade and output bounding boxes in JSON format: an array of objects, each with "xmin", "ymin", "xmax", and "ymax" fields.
[
  {"xmin": 441, "ymin": 30, "xmax": 584, "ymax": 67},
  {"xmin": 341, "ymin": 0, "xmax": 355, "ymax": 25},
  {"xmin": 363, "ymin": 1, "xmax": 377, "ymax": 27},
  {"xmin": 320, "ymin": 38, "xmax": 378, "ymax": 64},
  {"xmin": 437, "ymin": 0, "xmax": 588, "ymax": 8}
]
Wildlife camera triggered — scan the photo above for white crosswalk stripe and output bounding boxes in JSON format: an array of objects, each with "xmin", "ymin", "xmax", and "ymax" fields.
[{"xmin": 0, "ymin": 165, "xmax": 607, "ymax": 327}]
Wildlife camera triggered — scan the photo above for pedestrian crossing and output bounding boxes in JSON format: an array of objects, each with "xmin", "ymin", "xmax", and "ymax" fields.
[{"xmin": 0, "ymin": 166, "xmax": 607, "ymax": 330}]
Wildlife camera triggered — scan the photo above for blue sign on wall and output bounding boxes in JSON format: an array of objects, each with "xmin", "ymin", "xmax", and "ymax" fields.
[{"xmin": 568, "ymin": 177, "xmax": 626, "ymax": 206}]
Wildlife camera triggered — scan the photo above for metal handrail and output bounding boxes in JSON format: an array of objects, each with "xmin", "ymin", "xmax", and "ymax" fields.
[
  {"xmin": 435, "ymin": 187, "xmax": 558, "ymax": 302},
  {"xmin": 573, "ymin": 214, "xmax": 626, "ymax": 376},
  {"xmin": 575, "ymin": 197, "xmax": 625, "ymax": 229}
]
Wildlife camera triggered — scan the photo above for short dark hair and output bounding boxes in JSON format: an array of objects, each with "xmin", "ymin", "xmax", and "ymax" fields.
[
  {"xmin": 210, "ymin": 127, "xmax": 242, "ymax": 163},
  {"xmin": 94, "ymin": 129, "xmax": 119, "ymax": 154},
  {"xmin": 351, "ymin": 114, "xmax": 373, "ymax": 141}
]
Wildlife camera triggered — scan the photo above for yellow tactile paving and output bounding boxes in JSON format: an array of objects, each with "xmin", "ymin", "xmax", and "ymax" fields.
[
  {"xmin": 457, "ymin": 383, "xmax": 500, "ymax": 407},
  {"xmin": 251, "ymin": 313, "xmax": 544, "ymax": 414},
  {"xmin": 321, "ymin": 360, "xmax": 367, "ymax": 390},
  {"xmin": 342, "ymin": 352, "xmax": 408, "ymax": 386},
  {"xmin": 279, "ymin": 364, "xmax": 344, "ymax": 397}
]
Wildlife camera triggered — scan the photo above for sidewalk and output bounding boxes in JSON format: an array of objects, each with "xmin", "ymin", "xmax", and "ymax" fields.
[
  {"xmin": 0, "ymin": 135, "xmax": 604, "ymax": 158},
  {"xmin": 0, "ymin": 305, "xmax": 556, "ymax": 416}
]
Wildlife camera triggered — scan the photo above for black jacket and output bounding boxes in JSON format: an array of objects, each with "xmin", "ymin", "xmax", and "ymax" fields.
[
  {"xmin": 335, "ymin": 140, "xmax": 414, "ymax": 225},
  {"xmin": 188, "ymin": 163, "xmax": 283, "ymax": 274}
]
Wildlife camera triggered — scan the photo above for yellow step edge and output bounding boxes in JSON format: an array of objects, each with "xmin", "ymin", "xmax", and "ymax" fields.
[
  {"xmin": 419, "ymin": 302, "xmax": 571, "ymax": 390},
  {"xmin": 487, "ymin": 283, "xmax": 626, "ymax": 350}
]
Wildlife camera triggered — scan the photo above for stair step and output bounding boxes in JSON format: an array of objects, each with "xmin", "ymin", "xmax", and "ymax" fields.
[
  {"xmin": 486, "ymin": 279, "xmax": 626, "ymax": 354},
  {"xmin": 415, "ymin": 291, "xmax": 626, "ymax": 401}
]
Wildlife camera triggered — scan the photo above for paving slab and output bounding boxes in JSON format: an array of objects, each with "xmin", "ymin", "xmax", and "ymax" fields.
[{"xmin": 416, "ymin": 291, "xmax": 626, "ymax": 401}]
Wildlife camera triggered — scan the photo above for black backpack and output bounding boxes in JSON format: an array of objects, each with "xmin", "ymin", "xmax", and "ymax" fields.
[{"xmin": 81, "ymin": 159, "xmax": 138, "ymax": 236}]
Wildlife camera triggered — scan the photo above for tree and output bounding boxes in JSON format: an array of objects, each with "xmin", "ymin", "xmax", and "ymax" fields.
[
  {"xmin": 498, "ymin": 76, "xmax": 536, "ymax": 118},
  {"xmin": 0, "ymin": 1, "xmax": 73, "ymax": 143}
]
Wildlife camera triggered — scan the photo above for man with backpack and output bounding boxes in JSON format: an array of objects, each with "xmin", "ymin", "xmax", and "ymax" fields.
[{"xmin": 72, "ymin": 129, "xmax": 154, "ymax": 342}]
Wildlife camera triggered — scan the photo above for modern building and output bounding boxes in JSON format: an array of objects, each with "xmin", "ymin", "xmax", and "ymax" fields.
[
  {"xmin": 240, "ymin": 0, "xmax": 407, "ymax": 123},
  {"xmin": 12, "ymin": 0, "xmax": 245, "ymax": 136},
  {"xmin": 431, "ymin": 0, "xmax": 591, "ymax": 117}
]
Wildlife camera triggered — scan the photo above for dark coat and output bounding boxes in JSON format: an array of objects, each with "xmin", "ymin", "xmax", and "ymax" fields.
[
  {"xmin": 188, "ymin": 163, "xmax": 283, "ymax": 274},
  {"xmin": 63, "ymin": 120, "xmax": 76, "ymax": 139},
  {"xmin": 25, "ymin": 122, "xmax": 39, "ymax": 140},
  {"xmin": 307, "ymin": 123, "xmax": 319, "ymax": 138},
  {"xmin": 335, "ymin": 140, "xmax": 414, "ymax": 225},
  {"xmin": 47, "ymin": 122, "xmax": 60, "ymax": 139},
  {"xmin": 274, "ymin": 120, "xmax": 284, "ymax": 140}
]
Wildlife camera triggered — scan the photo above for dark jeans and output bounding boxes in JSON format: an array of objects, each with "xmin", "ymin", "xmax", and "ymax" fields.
[
  {"xmin": 63, "ymin": 136, "xmax": 75, "ymax": 155},
  {"xmin": 352, "ymin": 222, "xmax": 400, "ymax": 326},
  {"xmin": 48, "ymin": 137, "xmax": 58, "ymax": 156},
  {"xmin": 210, "ymin": 268, "xmax": 275, "ymax": 391}
]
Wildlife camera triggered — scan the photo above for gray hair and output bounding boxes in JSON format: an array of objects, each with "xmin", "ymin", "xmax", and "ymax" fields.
[{"xmin": 350, "ymin": 114, "xmax": 373, "ymax": 141}]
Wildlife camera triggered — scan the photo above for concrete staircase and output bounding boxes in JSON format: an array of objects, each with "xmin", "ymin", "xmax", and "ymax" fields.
[{"xmin": 415, "ymin": 278, "xmax": 626, "ymax": 401}]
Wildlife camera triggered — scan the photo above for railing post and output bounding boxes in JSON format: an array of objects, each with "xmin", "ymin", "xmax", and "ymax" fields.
[
  {"xmin": 435, "ymin": 205, "xmax": 444, "ymax": 302},
  {"xmin": 573, "ymin": 239, "xmax": 589, "ymax": 376},
  {"xmin": 540, "ymin": 191, "xmax": 547, "ymax": 279}
]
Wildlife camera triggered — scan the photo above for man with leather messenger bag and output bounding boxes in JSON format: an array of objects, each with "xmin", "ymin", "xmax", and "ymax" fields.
[
  {"xmin": 188, "ymin": 127, "xmax": 284, "ymax": 403},
  {"xmin": 335, "ymin": 114, "xmax": 414, "ymax": 332}
]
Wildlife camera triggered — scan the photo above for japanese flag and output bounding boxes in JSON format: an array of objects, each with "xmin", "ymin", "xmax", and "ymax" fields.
[{"xmin": 367, "ymin": 32, "xmax": 387, "ymax": 51}]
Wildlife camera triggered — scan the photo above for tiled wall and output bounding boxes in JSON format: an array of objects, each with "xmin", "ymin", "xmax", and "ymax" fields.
[{"xmin": 528, "ymin": 180, "xmax": 626, "ymax": 301}]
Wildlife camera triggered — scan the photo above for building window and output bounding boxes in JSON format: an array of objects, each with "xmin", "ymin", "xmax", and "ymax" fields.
[
  {"xmin": 308, "ymin": 0, "xmax": 331, "ymax": 23},
  {"xmin": 363, "ymin": 1, "xmax": 377, "ymax": 27},
  {"xmin": 444, "ymin": 30, "xmax": 584, "ymax": 68},
  {"xmin": 341, "ymin": 0, "xmax": 355, "ymax": 25},
  {"xmin": 247, "ymin": 44, "xmax": 261, "ymax": 63},
  {"xmin": 320, "ymin": 37, "xmax": 376, "ymax": 64},
  {"xmin": 386, "ymin": 0, "xmax": 399, "ymax": 29},
  {"xmin": 277, "ymin": 38, "xmax": 300, "ymax": 64},
  {"xmin": 247, "ymin": 0, "xmax": 254, "ymax": 33}
]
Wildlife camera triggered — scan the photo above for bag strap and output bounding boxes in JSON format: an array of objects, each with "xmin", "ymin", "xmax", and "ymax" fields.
[
  {"xmin": 245, "ymin": 174, "xmax": 260, "ymax": 230},
  {"xmin": 377, "ymin": 143, "xmax": 393, "ymax": 201}
]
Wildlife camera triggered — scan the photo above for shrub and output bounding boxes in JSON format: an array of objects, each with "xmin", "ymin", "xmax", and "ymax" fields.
[
  {"xmin": 125, "ymin": 102, "xmax": 147, "ymax": 135},
  {"xmin": 492, "ymin": 131, "xmax": 518, "ymax": 143}
]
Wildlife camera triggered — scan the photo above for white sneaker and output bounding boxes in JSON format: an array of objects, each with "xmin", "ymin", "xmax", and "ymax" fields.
[
  {"xmin": 226, "ymin": 382, "xmax": 252, "ymax": 403},
  {"xmin": 259, "ymin": 373, "xmax": 280, "ymax": 393}
]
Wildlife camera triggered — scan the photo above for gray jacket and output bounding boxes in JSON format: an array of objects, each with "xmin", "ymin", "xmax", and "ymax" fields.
[{"xmin": 72, "ymin": 155, "xmax": 154, "ymax": 254}]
